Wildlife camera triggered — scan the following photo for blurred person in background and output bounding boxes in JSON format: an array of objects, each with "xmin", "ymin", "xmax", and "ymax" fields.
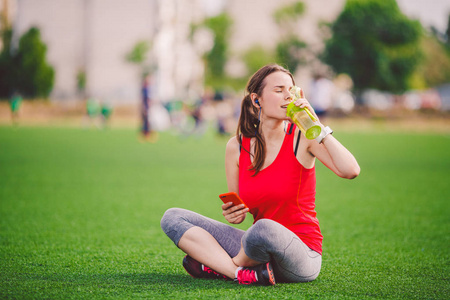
[
  {"xmin": 84, "ymin": 97, "xmax": 100, "ymax": 128},
  {"xmin": 190, "ymin": 96, "xmax": 206, "ymax": 135},
  {"xmin": 308, "ymin": 73, "xmax": 335, "ymax": 117},
  {"xmin": 332, "ymin": 74, "xmax": 355, "ymax": 115},
  {"xmin": 214, "ymin": 91, "xmax": 233, "ymax": 136},
  {"xmin": 100, "ymin": 100, "xmax": 113, "ymax": 129},
  {"xmin": 161, "ymin": 64, "xmax": 360, "ymax": 285},
  {"xmin": 10, "ymin": 92, "xmax": 22, "ymax": 126},
  {"xmin": 141, "ymin": 74, "xmax": 158, "ymax": 142},
  {"xmin": 181, "ymin": 89, "xmax": 213, "ymax": 138}
]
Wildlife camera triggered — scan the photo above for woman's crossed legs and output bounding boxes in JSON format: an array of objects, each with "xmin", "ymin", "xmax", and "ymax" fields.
[{"xmin": 160, "ymin": 208, "xmax": 321, "ymax": 283}]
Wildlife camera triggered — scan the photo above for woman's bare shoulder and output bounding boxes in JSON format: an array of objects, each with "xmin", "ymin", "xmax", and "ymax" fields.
[{"xmin": 226, "ymin": 135, "xmax": 240, "ymax": 151}]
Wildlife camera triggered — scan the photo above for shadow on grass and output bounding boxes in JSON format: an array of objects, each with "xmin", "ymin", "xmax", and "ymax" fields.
[
  {"xmin": 2, "ymin": 271, "xmax": 256, "ymax": 299},
  {"xmin": 7, "ymin": 271, "xmax": 238, "ymax": 291}
]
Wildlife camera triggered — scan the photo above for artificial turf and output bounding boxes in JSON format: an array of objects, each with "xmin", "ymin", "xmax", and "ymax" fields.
[{"xmin": 0, "ymin": 126, "xmax": 448, "ymax": 299}]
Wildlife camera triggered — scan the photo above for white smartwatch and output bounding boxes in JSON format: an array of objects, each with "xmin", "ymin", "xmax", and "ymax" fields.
[{"xmin": 315, "ymin": 126, "xmax": 333, "ymax": 144}]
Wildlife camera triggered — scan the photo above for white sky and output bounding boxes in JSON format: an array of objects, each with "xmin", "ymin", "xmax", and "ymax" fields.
[{"xmin": 397, "ymin": 0, "xmax": 450, "ymax": 32}]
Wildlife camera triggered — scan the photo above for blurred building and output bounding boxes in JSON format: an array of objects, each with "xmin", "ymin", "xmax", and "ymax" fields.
[
  {"xmin": 2, "ymin": 0, "xmax": 347, "ymax": 103},
  {"xmin": 1, "ymin": 0, "xmax": 221, "ymax": 103},
  {"xmin": 3, "ymin": 0, "xmax": 447, "ymax": 104}
]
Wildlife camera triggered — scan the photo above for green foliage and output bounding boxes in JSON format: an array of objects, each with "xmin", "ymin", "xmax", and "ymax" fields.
[
  {"xmin": 413, "ymin": 34, "xmax": 450, "ymax": 88},
  {"xmin": 446, "ymin": 14, "xmax": 450, "ymax": 48},
  {"xmin": 0, "ymin": 126, "xmax": 449, "ymax": 298},
  {"xmin": 409, "ymin": 13, "xmax": 450, "ymax": 88},
  {"xmin": 272, "ymin": 1, "xmax": 307, "ymax": 73},
  {"xmin": 242, "ymin": 45, "xmax": 276, "ymax": 75},
  {"xmin": 0, "ymin": 28, "xmax": 15, "ymax": 98},
  {"xmin": 0, "ymin": 27, "xmax": 54, "ymax": 99},
  {"xmin": 273, "ymin": 1, "xmax": 305, "ymax": 24},
  {"xmin": 14, "ymin": 27, "xmax": 55, "ymax": 98},
  {"xmin": 76, "ymin": 70, "xmax": 87, "ymax": 94},
  {"xmin": 202, "ymin": 13, "xmax": 232, "ymax": 88},
  {"xmin": 322, "ymin": 0, "xmax": 423, "ymax": 93},
  {"xmin": 126, "ymin": 40, "xmax": 152, "ymax": 79},
  {"xmin": 275, "ymin": 36, "xmax": 307, "ymax": 73},
  {"xmin": 126, "ymin": 41, "xmax": 150, "ymax": 64}
]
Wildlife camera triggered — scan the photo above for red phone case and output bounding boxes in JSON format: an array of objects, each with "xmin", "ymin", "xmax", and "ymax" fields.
[{"xmin": 219, "ymin": 192, "xmax": 248, "ymax": 208}]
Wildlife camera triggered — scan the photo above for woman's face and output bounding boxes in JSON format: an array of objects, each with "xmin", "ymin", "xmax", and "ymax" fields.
[{"xmin": 259, "ymin": 71, "xmax": 294, "ymax": 121}]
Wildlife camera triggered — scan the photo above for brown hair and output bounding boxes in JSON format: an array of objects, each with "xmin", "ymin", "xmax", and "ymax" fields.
[{"xmin": 236, "ymin": 64, "xmax": 295, "ymax": 176}]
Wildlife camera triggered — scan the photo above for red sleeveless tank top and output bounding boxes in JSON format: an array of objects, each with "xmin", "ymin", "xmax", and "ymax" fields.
[{"xmin": 239, "ymin": 124, "xmax": 323, "ymax": 254}]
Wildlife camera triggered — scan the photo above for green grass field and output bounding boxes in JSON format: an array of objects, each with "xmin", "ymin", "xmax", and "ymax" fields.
[{"xmin": 0, "ymin": 125, "xmax": 449, "ymax": 299}]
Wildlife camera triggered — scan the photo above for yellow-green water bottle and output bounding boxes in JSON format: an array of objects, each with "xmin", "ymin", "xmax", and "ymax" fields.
[{"xmin": 286, "ymin": 87, "xmax": 322, "ymax": 140}]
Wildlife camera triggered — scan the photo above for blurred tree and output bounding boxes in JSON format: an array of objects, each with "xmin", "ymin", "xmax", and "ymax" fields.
[
  {"xmin": 0, "ymin": 2, "xmax": 15, "ymax": 99},
  {"xmin": 76, "ymin": 69, "xmax": 87, "ymax": 98},
  {"xmin": 126, "ymin": 40, "xmax": 151, "ymax": 78},
  {"xmin": 242, "ymin": 44, "xmax": 276, "ymax": 75},
  {"xmin": 202, "ymin": 13, "xmax": 232, "ymax": 88},
  {"xmin": 0, "ymin": 26, "xmax": 14, "ymax": 98},
  {"xmin": 276, "ymin": 36, "xmax": 307, "ymax": 73},
  {"xmin": 413, "ymin": 34, "xmax": 450, "ymax": 88},
  {"xmin": 446, "ymin": 13, "xmax": 450, "ymax": 48},
  {"xmin": 273, "ymin": 1, "xmax": 307, "ymax": 73},
  {"xmin": 273, "ymin": 1, "xmax": 305, "ymax": 31},
  {"xmin": 126, "ymin": 41, "xmax": 149, "ymax": 64},
  {"xmin": 14, "ymin": 27, "xmax": 55, "ymax": 98},
  {"xmin": 322, "ymin": 0, "xmax": 423, "ymax": 94}
]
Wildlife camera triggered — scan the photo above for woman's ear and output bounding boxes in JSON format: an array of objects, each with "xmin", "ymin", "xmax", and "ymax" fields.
[{"xmin": 250, "ymin": 93, "xmax": 260, "ymax": 108}]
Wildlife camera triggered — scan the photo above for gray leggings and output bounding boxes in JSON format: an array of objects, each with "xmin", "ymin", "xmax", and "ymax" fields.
[{"xmin": 160, "ymin": 208, "xmax": 321, "ymax": 282}]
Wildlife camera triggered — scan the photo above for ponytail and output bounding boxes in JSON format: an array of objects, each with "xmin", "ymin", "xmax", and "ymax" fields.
[{"xmin": 236, "ymin": 95, "xmax": 266, "ymax": 176}]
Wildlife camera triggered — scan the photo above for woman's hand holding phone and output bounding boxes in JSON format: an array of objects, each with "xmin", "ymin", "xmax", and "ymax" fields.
[
  {"xmin": 222, "ymin": 202, "xmax": 248, "ymax": 224},
  {"xmin": 219, "ymin": 192, "xmax": 249, "ymax": 224}
]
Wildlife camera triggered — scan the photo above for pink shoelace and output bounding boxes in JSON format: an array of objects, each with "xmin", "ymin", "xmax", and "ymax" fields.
[{"xmin": 236, "ymin": 268, "xmax": 257, "ymax": 284}]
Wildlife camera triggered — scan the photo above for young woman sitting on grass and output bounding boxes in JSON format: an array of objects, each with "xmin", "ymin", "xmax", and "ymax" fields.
[{"xmin": 161, "ymin": 64, "xmax": 360, "ymax": 285}]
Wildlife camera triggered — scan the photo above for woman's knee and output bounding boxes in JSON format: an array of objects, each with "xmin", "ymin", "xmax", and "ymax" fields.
[
  {"xmin": 242, "ymin": 219, "xmax": 283, "ymax": 250},
  {"xmin": 160, "ymin": 207, "xmax": 184, "ymax": 234},
  {"xmin": 245, "ymin": 219, "xmax": 281, "ymax": 242}
]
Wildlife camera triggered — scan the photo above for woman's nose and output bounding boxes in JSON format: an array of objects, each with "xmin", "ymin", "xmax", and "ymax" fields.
[{"xmin": 285, "ymin": 91, "xmax": 292, "ymax": 100}]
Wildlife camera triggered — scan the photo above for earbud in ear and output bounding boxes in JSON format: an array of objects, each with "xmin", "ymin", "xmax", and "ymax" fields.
[{"xmin": 255, "ymin": 99, "xmax": 260, "ymax": 106}]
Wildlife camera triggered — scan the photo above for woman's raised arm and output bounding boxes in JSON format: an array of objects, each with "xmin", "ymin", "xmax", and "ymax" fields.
[{"xmin": 309, "ymin": 133, "xmax": 360, "ymax": 179}]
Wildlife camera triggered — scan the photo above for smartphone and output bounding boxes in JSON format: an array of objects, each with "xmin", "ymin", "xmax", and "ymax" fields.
[{"xmin": 219, "ymin": 192, "xmax": 248, "ymax": 208}]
